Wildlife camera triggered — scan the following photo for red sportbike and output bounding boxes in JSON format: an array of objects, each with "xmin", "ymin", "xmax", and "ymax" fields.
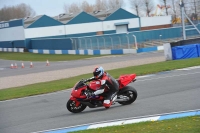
[{"xmin": 67, "ymin": 74, "xmax": 137, "ymax": 113}]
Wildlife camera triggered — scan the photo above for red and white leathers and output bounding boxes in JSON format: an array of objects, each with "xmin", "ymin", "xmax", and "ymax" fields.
[{"xmin": 92, "ymin": 72, "xmax": 119, "ymax": 108}]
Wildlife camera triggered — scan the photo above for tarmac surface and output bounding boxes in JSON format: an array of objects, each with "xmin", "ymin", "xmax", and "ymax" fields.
[
  {"xmin": 0, "ymin": 66, "xmax": 200, "ymax": 133},
  {"xmin": 0, "ymin": 51, "xmax": 165, "ymax": 89},
  {"xmin": 1, "ymin": 51, "xmax": 200, "ymax": 133}
]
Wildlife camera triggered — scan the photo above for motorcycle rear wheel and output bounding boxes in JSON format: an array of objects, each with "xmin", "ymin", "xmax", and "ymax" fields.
[
  {"xmin": 118, "ymin": 86, "xmax": 137, "ymax": 105},
  {"xmin": 67, "ymin": 100, "xmax": 87, "ymax": 113}
]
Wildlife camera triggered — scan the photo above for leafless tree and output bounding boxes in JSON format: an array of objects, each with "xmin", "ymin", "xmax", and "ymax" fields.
[
  {"xmin": 81, "ymin": 0, "xmax": 94, "ymax": 12},
  {"xmin": 63, "ymin": 3, "xmax": 81, "ymax": 14},
  {"xmin": 63, "ymin": 0, "xmax": 126, "ymax": 14},
  {"xmin": 184, "ymin": 0, "xmax": 194, "ymax": 14},
  {"xmin": 63, "ymin": 4, "xmax": 69, "ymax": 13},
  {"xmin": 183, "ymin": 0, "xmax": 200, "ymax": 20},
  {"xmin": 129, "ymin": 0, "xmax": 143, "ymax": 16},
  {"xmin": 192, "ymin": 0, "xmax": 198, "ymax": 15},
  {"xmin": 170, "ymin": 0, "xmax": 178, "ymax": 18},
  {"xmin": 94, "ymin": 0, "xmax": 107, "ymax": 11},
  {"xmin": 64, "ymin": 1, "xmax": 94, "ymax": 13},
  {"xmin": 141, "ymin": 0, "xmax": 155, "ymax": 17},
  {"xmin": 107, "ymin": 0, "xmax": 125, "ymax": 9},
  {"xmin": 192, "ymin": 0, "xmax": 200, "ymax": 20},
  {"xmin": 0, "ymin": 3, "xmax": 35, "ymax": 21},
  {"xmin": 167, "ymin": 0, "xmax": 200, "ymax": 24},
  {"xmin": 182, "ymin": 0, "xmax": 189, "ymax": 14},
  {"xmin": 159, "ymin": 0, "xmax": 171, "ymax": 15}
]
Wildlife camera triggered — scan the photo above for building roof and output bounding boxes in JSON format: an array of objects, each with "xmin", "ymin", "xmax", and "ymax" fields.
[
  {"xmin": 26, "ymin": 15, "xmax": 63, "ymax": 28},
  {"xmin": 22, "ymin": 8, "xmax": 138, "ymax": 27},
  {"xmin": 89, "ymin": 8, "xmax": 118, "ymax": 20},
  {"xmin": 24, "ymin": 15, "xmax": 44, "ymax": 28},
  {"xmin": 66, "ymin": 11, "xmax": 101, "ymax": 25},
  {"xmin": 52, "ymin": 8, "xmax": 117, "ymax": 23},
  {"xmin": 52, "ymin": 12, "xmax": 80, "ymax": 24},
  {"xmin": 104, "ymin": 8, "xmax": 139, "ymax": 21}
]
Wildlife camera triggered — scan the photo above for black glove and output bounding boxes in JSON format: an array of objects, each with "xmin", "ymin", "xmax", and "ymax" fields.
[
  {"xmin": 86, "ymin": 77, "xmax": 95, "ymax": 82},
  {"xmin": 86, "ymin": 91, "xmax": 95, "ymax": 98}
]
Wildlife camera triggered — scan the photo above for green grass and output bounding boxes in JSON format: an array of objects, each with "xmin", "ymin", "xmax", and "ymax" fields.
[
  {"xmin": 71, "ymin": 116, "xmax": 200, "ymax": 133},
  {"xmin": 0, "ymin": 52, "xmax": 106, "ymax": 61},
  {"xmin": 0, "ymin": 57, "xmax": 200, "ymax": 101}
]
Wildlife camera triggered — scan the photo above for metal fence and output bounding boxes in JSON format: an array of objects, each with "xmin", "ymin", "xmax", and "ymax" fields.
[
  {"xmin": 70, "ymin": 33, "xmax": 137, "ymax": 50},
  {"xmin": 70, "ymin": 23, "xmax": 200, "ymax": 50}
]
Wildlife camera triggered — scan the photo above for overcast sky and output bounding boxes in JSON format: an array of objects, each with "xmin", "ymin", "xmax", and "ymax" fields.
[{"xmin": 0, "ymin": 0, "xmax": 159, "ymax": 17}]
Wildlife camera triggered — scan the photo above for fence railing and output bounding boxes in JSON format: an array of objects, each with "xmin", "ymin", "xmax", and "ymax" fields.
[
  {"xmin": 70, "ymin": 33, "xmax": 138, "ymax": 50},
  {"xmin": 70, "ymin": 23, "xmax": 200, "ymax": 50}
]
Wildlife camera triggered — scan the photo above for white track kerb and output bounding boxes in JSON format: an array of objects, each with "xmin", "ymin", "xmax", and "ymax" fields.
[{"xmin": 34, "ymin": 109, "xmax": 200, "ymax": 133}]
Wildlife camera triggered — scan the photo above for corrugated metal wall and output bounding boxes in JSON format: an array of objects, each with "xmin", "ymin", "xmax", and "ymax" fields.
[{"xmin": 31, "ymin": 38, "xmax": 72, "ymax": 50}]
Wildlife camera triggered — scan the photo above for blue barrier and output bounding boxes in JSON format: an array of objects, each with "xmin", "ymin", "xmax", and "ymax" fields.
[
  {"xmin": 111, "ymin": 49, "xmax": 123, "ymax": 54},
  {"xmin": 1, "ymin": 45, "xmax": 164, "ymax": 55},
  {"xmin": 197, "ymin": 44, "xmax": 200, "ymax": 57},
  {"xmin": 172, "ymin": 44, "xmax": 199, "ymax": 60},
  {"xmin": 28, "ymin": 49, "xmax": 125, "ymax": 55},
  {"xmin": 0, "ymin": 48, "xmax": 24, "ymax": 52},
  {"xmin": 28, "ymin": 46, "xmax": 164, "ymax": 55}
]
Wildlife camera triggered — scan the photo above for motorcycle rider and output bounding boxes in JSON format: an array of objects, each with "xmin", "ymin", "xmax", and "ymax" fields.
[{"xmin": 85, "ymin": 66, "xmax": 119, "ymax": 108}]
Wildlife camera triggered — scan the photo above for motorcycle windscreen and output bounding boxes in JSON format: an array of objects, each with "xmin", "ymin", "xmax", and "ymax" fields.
[{"xmin": 118, "ymin": 74, "xmax": 136, "ymax": 88}]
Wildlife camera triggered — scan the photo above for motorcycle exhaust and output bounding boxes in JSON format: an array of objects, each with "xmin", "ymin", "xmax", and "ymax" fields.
[{"xmin": 115, "ymin": 96, "xmax": 129, "ymax": 102}]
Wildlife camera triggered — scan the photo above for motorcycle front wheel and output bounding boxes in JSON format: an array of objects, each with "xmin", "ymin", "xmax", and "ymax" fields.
[{"xmin": 67, "ymin": 100, "xmax": 87, "ymax": 113}]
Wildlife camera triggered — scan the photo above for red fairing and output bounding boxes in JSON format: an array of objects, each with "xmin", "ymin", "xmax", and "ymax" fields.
[
  {"xmin": 71, "ymin": 82, "xmax": 87, "ymax": 99},
  {"xmin": 88, "ymin": 80, "xmax": 101, "ymax": 91},
  {"xmin": 118, "ymin": 74, "xmax": 136, "ymax": 89}
]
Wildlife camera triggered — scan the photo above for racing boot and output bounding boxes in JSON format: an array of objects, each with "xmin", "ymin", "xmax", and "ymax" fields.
[{"xmin": 103, "ymin": 100, "xmax": 112, "ymax": 109}]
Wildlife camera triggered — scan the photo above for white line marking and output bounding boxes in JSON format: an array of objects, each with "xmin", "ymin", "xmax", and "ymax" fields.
[
  {"xmin": 88, "ymin": 116, "xmax": 160, "ymax": 129},
  {"xmin": 32, "ymin": 109, "xmax": 200, "ymax": 133},
  {"xmin": 137, "ymin": 71, "xmax": 200, "ymax": 82},
  {"xmin": 176, "ymin": 66, "xmax": 200, "ymax": 71},
  {"xmin": 137, "ymin": 75, "xmax": 154, "ymax": 79},
  {"xmin": 0, "ymin": 68, "xmax": 6, "ymax": 70}
]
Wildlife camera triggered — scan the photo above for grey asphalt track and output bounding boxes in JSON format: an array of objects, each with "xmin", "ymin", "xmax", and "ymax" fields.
[
  {"xmin": 0, "ymin": 67, "xmax": 200, "ymax": 133},
  {"xmin": 0, "ymin": 52, "xmax": 164, "ymax": 78},
  {"xmin": 0, "ymin": 52, "xmax": 165, "ymax": 89}
]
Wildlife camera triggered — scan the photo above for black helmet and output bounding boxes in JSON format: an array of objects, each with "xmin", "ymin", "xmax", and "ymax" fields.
[{"xmin": 93, "ymin": 66, "xmax": 104, "ymax": 79}]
